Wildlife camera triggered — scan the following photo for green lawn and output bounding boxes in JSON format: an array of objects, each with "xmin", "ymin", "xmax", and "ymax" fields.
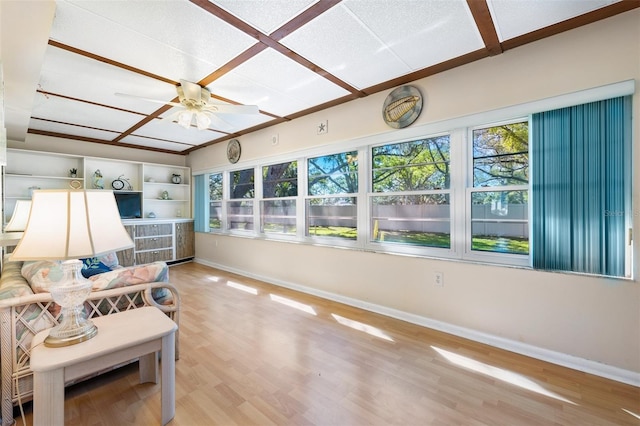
[
  {"xmin": 472, "ymin": 236, "xmax": 529, "ymax": 255},
  {"xmin": 374, "ymin": 230, "xmax": 450, "ymax": 248},
  {"xmin": 308, "ymin": 226, "xmax": 357, "ymax": 239},
  {"xmin": 213, "ymin": 222, "xmax": 529, "ymax": 255}
]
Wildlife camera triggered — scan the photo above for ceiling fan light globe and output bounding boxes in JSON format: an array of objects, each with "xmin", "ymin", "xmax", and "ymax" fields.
[
  {"xmin": 195, "ymin": 112, "xmax": 211, "ymax": 130},
  {"xmin": 177, "ymin": 110, "xmax": 193, "ymax": 129}
]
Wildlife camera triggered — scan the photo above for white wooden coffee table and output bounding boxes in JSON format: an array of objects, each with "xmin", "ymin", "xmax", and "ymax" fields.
[{"xmin": 30, "ymin": 306, "xmax": 177, "ymax": 425}]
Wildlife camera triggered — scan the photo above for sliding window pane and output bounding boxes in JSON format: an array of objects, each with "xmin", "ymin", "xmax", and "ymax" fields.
[
  {"xmin": 306, "ymin": 197, "xmax": 357, "ymax": 240},
  {"xmin": 471, "ymin": 191, "xmax": 528, "ymax": 254},
  {"xmin": 473, "ymin": 122, "xmax": 528, "ymax": 187},
  {"xmin": 371, "ymin": 195, "xmax": 450, "ymax": 248},
  {"xmin": 308, "ymin": 152, "xmax": 358, "ymax": 196},
  {"xmin": 263, "ymin": 161, "xmax": 297, "ymax": 197},
  {"xmin": 210, "ymin": 201, "xmax": 222, "ymax": 230},
  {"xmin": 227, "ymin": 200, "xmax": 254, "ymax": 231},
  {"xmin": 261, "ymin": 199, "xmax": 296, "ymax": 235},
  {"xmin": 230, "ymin": 168, "xmax": 254, "ymax": 199},
  {"xmin": 372, "ymin": 136, "xmax": 450, "ymax": 192},
  {"xmin": 209, "ymin": 173, "xmax": 223, "ymax": 230}
]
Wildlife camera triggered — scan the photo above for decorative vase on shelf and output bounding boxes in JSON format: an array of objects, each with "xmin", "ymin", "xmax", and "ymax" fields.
[
  {"xmin": 171, "ymin": 174, "xmax": 181, "ymax": 184},
  {"xmin": 92, "ymin": 170, "xmax": 104, "ymax": 189}
]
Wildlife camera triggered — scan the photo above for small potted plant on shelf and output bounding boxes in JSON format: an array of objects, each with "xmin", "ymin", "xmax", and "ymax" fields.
[{"xmin": 69, "ymin": 168, "xmax": 77, "ymax": 178}]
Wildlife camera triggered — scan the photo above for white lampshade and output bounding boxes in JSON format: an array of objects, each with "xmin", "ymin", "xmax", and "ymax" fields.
[
  {"xmin": 5, "ymin": 199, "xmax": 31, "ymax": 232},
  {"xmin": 11, "ymin": 190, "xmax": 134, "ymax": 261}
]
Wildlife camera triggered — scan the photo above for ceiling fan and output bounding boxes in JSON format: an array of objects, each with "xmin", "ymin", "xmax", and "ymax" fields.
[{"xmin": 116, "ymin": 80, "xmax": 259, "ymax": 130}]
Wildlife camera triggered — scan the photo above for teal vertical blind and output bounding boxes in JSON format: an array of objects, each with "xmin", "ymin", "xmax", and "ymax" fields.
[
  {"xmin": 532, "ymin": 96, "xmax": 631, "ymax": 277},
  {"xmin": 194, "ymin": 174, "xmax": 206, "ymax": 232}
]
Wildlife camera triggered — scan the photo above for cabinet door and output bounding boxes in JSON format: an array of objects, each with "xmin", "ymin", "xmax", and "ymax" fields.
[
  {"xmin": 175, "ymin": 221, "xmax": 195, "ymax": 260},
  {"xmin": 116, "ymin": 225, "xmax": 135, "ymax": 267}
]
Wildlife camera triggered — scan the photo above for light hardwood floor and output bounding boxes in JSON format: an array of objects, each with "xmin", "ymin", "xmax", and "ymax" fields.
[{"xmin": 16, "ymin": 262, "xmax": 640, "ymax": 425}]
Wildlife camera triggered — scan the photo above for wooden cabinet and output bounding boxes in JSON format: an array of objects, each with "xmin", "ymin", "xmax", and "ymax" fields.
[
  {"xmin": 116, "ymin": 219, "xmax": 194, "ymax": 266},
  {"xmin": 175, "ymin": 221, "xmax": 195, "ymax": 260},
  {"xmin": 116, "ymin": 225, "xmax": 136, "ymax": 267}
]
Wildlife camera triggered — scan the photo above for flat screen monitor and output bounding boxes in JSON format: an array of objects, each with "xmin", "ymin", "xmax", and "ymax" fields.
[{"xmin": 113, "ymin": 191, "xmax": 142, "ymax": 219}]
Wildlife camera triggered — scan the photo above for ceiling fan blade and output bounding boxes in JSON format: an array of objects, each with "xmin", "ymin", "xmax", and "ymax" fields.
[
  {"xmin": 179, "ymin": 80, "xmax": 204, "ymax": 102},
  {"xmin": 202, "ymin": 104, "xmax": 259, "ymax": 115},
  {"xmin": 208, "ymin": 113, "xmax": 234, "ymax": 131},
  {"xmin": 162, "ymin": 110, "xmax": 181, "ymax": 123},
  {"xmin": 115, "ymin": 92, "xmax": 182, "ymax": 108}
]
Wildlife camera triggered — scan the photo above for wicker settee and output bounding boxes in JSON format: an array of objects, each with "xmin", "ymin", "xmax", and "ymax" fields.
[{"xmin": 0, "ymin": 254, "xmax": 180, "ymax": 426}]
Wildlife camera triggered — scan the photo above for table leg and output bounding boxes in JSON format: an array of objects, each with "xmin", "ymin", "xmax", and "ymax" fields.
[
  {"xmin": 161, "ymin": 331, "xmax": 176, "ymax": 425},
  {"xmin": 139, "ymin": 352, "xmax": 158, "ymax": 384},
  {"xmin": 33, "ymin": 369, "xmax": 64, "ymax": 426}
]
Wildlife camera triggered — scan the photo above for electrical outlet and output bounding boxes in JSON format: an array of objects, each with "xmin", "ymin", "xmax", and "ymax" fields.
[
  {"xmin": 317, "ymin": 120, "xmax": 328, "ymax": 135},
  {"xmin": 434, "ymin": 272, "xmax": 444, "ymax": 287}
]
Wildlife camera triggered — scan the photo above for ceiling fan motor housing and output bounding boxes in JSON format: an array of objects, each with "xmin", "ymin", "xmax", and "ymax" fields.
[{"xmin": 177, "ymin": 83, "xmax": 211, "ymax": 109}]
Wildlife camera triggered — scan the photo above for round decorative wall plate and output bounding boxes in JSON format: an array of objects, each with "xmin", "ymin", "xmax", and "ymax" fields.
[
  {"xmin": 382, "ymin": 85, "xmax": 423, "ymax": 129},
  {"xmin": 227, "ymin": 139, "xmax": 241, "ymax": 164}
]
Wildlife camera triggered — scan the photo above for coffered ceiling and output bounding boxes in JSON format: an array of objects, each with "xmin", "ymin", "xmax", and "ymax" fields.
[{"xmin": 1, "ymin": 0, "xmax": 637, "ymax": 155}]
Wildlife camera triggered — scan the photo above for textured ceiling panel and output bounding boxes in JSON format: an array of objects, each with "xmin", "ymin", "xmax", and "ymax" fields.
[
  {"xmin": 118, "ymin": 134, "xmax": 198, "ymax": 152},
  {"xmin": 487, "ymin": 0, "xmax": 620, "ymax": 41},
  {"xmin": 281, "ymin": 0, "xmax": 484, "ymax": 89},
  {"xmin": 212, "ymin": 0, "xmax": 318, "ymax": 34},
  {"xmin": 39, "ymin": 46, "xmax": 178, "ymax": 114},
  {"xmin": 30, "ymin": 92, "xmax": 144, "ymax": 132},
  {"xmin": 51, "ymin": 0, "xmax": 256, "ymax": 83},
  {"xmin": 207, "ymin": 48, "xmax": 351, "ymax": 116},
  {"xmin": 29, "ymin": 119, "xmax": 121, "ymax": 142}
]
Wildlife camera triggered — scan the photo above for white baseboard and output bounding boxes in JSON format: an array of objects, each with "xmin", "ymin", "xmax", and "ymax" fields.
[{"xmin": 194, "ymin": 258, "xmax": 640, "ymax": 387}]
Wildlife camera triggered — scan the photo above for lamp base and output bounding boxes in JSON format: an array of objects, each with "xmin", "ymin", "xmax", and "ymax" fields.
[
  {"xmin": 45, "ymin": 260, "xmax": 99, "ymax": 348},
  {"xmin": 44, "ymin": 324, "xmax": 98, "ymax": 347}
]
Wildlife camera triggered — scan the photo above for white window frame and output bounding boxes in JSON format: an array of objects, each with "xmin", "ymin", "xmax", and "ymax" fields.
[
  {"xmin": 462, "ymin": 118, "xmax": 531, "ymax": 267},
  {"xmin": 191, "ymin": 80, "xmax": 633, "ymax": 273}
]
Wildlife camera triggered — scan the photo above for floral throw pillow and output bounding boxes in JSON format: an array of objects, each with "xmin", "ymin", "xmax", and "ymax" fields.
[{"xmin": 21, "ymin": 260, "xmax": 65, "ymax": 293}]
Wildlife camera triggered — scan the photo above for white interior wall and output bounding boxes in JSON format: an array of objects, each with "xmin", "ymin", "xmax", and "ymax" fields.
[{"xmin": 193, "ymin": 10, "xmax": 640, "ymax": 383}]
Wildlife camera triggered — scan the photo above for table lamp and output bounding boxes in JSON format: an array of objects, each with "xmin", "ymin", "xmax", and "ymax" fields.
[
  {"xmin": 10, "ymin": 190, "xmax": 134, "ymax": 347},
  {"xmin": 4, "ymin": 200, "xmax": 31, "ymax": 231}
]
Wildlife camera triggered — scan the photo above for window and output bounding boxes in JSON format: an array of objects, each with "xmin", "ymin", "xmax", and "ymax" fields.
[
  {"xmin": 261, "ymin": 161, "xmax": 298, "ymax": 236},
  {"xmin": 192, "ymin": 83, "xmax": 633, "ymax": 277},
  {"xmin": 470, "ymin": 121, "xmax": 529, "ymax": 255},
  {"xmin": 209, "ymin": 173, "xmax": 223, "ymax": 230},
  {"xmin": 227, "ymin": 168, "xmax": 255, "ymax": 231},
  {"xmin": 371, "ymin": 136, "xmax": 451, "ymax": 248},
  {"xmin": 307, "ymin": 151, "xmax": 358, "ymax": 240}
]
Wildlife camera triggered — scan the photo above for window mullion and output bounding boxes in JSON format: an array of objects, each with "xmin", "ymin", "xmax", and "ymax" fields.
[
  {"xmin": 449, "ymin": 128, "xmax": 466, "ymax": 258},
  {"xmin": 358, "ymin": 146, "xmax": 369, "ymax": 248},
  {"xmin": 297, "ymin": 156, "xmax": 307, "ymax": 239}
]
